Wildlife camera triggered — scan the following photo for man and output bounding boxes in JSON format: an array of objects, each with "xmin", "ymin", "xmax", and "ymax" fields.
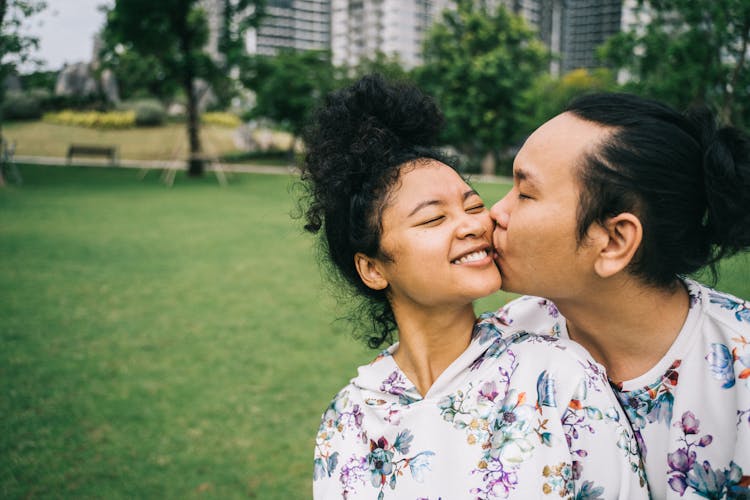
[{"xmin": 490, "ymin": 93, "xmax": 750, "ymax": 499}]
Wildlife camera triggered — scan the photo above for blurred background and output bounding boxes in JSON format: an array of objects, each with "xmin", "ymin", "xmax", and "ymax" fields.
[{"xmin": 2, "ymin": 0, "xmax": 749, "ymax": 498}]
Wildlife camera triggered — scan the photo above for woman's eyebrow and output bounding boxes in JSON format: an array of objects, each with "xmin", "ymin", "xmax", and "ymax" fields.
[
  {"xmin": 409, "ymin": 189, "xmax": 481, "ymax": 217},
  {"xmin": 408, "ymin": 199, "xmax": 442, "ymax": 217},
  {"xmin": 464, "ymin": 189, "xmax": 480, "ymax": 200}
]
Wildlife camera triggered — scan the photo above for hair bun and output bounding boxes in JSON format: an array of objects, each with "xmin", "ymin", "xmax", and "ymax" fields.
[
  {"xmin": 301, "ymin": 74, "xmax": 445, "ymax": 234},
  {"xmin": 699, "ymin": 119, "xmax": 750, "ymax": 252}
]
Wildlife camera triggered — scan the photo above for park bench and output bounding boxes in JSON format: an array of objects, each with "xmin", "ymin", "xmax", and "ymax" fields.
[{"xmin": 66, "ymin": 144, "xmax": 119, "ymax": 165}]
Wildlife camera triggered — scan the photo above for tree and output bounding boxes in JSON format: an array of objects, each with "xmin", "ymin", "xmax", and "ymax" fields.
[
  {"xmin": 240, "ymin": 49, "xmax": 338, "ymax": 156},
  {"xmin": 600, "ymin": 0, "xmax": 750, "ymax": 127},
  {"xmin": 520, "ymin": 68, "xmax": 617, "ymax": 135},
  {"xmin": 344, "ymin": 51, "xmax": 412, "ymax": 83},
  {"xmin": 101, "ymin": 0, "xmax": 263, "ymax": 176},
  {"xmin": 0, "ymin": 0, "xmax": 46, "ymax": 186},
  {"xmin": 0, "ymin": 0, "xmax": 46, "ymax": 100},
  {"xmin": 415, "ymin": 0, "xmax": 548, "ymax": 174}
]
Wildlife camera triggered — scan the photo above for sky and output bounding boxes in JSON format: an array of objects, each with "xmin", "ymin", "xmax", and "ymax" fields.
[{"xmin": 21, "ymin": 0, "xmax": 113, "ymax": 71}]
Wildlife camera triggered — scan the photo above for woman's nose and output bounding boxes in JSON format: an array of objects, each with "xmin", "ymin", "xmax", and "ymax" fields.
[{"xmin": 457, "ymin": 211, "xmax": 487, "ymax": 239}]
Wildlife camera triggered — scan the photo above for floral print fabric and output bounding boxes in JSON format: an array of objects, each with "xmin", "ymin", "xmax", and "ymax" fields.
[
  {"xmin": 313, "ymin": 313, "xmax": 648, "ymax": 499},
  {"xmin": 498, "ymin": 279, "xmax": 750, "ymax": 499}
]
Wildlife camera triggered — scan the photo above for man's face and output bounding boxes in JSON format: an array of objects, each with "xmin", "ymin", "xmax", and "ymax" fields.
[{"xmin": 489, "ymin": 112, "xmax": 608, "ymax": 300}]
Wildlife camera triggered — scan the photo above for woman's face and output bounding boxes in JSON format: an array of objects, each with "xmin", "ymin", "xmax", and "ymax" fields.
[{"xmin": 374, "ymin": 160, "xmax": 501, "ymax": 310}]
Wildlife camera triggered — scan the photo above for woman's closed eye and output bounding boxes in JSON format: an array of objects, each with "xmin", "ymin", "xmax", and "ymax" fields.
[
  {"xmin": 465, "ymin": 203, "xmax": 485, "ymax": 213},
  {"xmin": 418, "ymin": 214, "xmax": 445, "ymax": 226}
]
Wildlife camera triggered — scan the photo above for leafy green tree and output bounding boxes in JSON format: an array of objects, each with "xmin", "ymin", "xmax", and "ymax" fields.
[
  {"xmin": 0, "ymin": 0, "xmax": 46, "ymax": 127},
  {"xmin": 345, "ymin": 51, "xmax": 412, "ymax": 83},
  {"xmin": 240, "ymin": 49, "xmax": 338, "ymax": 155},
  {"xmin": 0, "ymin": 0, "xmax": 46, "ymax": 186},
  {"xmin": 600, "ymin": 0, "xmax": 750, "ymax": 126},
  {"xmin": 101, "ymin": 0, "xmax": 263, "ymax": 175},
  {"xmin": 520, "ymin": 68, "xmax": 617, "ymax": 134},
  {"xmin": 101, "ymin": 48, "xmax": 177, "ymax": 102},
  {"xmin": 415, "ymin": 0, "xmax": 548, "ymax": 174}
]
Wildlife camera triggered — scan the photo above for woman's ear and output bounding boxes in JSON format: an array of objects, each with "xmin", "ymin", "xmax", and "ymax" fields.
[
  {"xmin": 354, "ymin": 252, "xmax": 389, "ymax": 291},
  {"xmin": 591, "ymin": 213, "xmax": 643, "ymax": 278}
]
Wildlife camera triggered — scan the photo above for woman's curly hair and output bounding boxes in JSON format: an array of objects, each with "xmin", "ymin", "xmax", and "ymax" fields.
[{"xmin": 299, "ymin": 74, "xmax": 448, "ymax": 348}]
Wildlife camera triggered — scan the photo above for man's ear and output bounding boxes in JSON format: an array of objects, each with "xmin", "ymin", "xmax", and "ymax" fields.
[
  {"xmin": 354, "ymin": 252, "xmax": 389, "ymax": 291},
  {"xmin": 590, "ymin": 213, "xmax": 642, "ymax": 278}
]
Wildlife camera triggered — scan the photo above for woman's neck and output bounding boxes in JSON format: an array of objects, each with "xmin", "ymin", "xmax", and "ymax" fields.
[{"xmin": 390, "ymin": 302, "xmax": 477, "ymax": 397}]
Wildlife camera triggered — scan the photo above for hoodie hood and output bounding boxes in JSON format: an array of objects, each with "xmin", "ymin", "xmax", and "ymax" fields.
[{"xmin": 350, "ymin": 312, "xmax": 520, "ymax": 404}]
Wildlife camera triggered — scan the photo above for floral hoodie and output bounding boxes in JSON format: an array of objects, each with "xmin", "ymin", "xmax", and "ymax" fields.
[
  {"xmin": 313, "ymin": 312, "xmax": 648, "ymax": 499},
  {"xmin": 498, "ymin": 279, "xmax": 750, "ymax": 499}
]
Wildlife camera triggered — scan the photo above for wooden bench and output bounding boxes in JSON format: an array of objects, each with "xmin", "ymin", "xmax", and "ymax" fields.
[{"xmin": 66, "ymin": 144, "xmax": 118, "ymax": 165}]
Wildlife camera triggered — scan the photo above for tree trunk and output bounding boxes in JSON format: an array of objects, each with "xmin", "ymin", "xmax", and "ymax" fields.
[
  {"xmin": 0, "ymin": 112, "xmax": 6, "ymax": 187},
  {"xmin": 185, "ymin": 76, "xmax": 204, "ymax": 176},
  {"xmin": 480, "ymin": 150, "xmax": 496, "ymax": 177},
  {"xmin": 179, "ymin": 26, "xmax": 204, "ymax": 177},
  {"xmin": 720, "ymin": 15, "xmax": 750, "ymax": 124},
  {"xmin": 0, "ymin": 1, "xmax": 6, "ymax": 187}
]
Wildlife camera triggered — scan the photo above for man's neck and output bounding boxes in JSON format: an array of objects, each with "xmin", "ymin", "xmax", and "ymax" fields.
[
  {"xmin": 391, "ymin": 302, "xmax": 477, "ymax": 397},
  {"xmin": 555, "ymin": 277, "xmax": 691, "ymax": 384}
]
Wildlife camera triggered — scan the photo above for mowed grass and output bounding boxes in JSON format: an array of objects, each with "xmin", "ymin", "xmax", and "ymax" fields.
[
  {"xmin": 1, "ymin": 165, "xmax": 748, "ymax": 499},
  {"xmin": 2, "ymin": 122, "xmax": 241, "ymax": 160}
]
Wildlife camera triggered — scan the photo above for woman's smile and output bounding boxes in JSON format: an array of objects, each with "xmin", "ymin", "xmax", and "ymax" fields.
[{"xmin": 450, "ymin": 247, "xmax": 492, "ymax": 266}]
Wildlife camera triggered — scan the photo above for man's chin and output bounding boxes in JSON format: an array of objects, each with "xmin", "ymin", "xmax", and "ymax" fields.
[{"xmin": 498, "ymin": 276, "xmax": 522, "ymax": 294}]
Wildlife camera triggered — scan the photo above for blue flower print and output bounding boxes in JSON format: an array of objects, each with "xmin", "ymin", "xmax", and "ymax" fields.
[
  {"xmin": 536, "ymin": 370, "xmax": 558, "ymax": 410},
  {"xmin": 332, "ymin": 431, "xmax": 436, "ymax": 499},
  {"xmin": 709, "ymin": 291, "xmax": 750, "ymax": 323},
  {"xmin": 706, "ymin": 343, "xmax": 736, "ymax": 389}
]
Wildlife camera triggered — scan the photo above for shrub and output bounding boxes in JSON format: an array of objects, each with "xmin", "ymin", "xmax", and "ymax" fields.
[
  {"xmin": 1, "ymin": 90, "xmax": 43, "ymax": 120},
  {"xmin": 43, "ymin": 110, "xmax": 136, "ymax": 129},
  {"xmin": 202, "ymin": 111, "xmax": 241, "ymax": 128},
  {"xmin": 131, "ymin": 99, "xmax": 166, "ymax": 126}
]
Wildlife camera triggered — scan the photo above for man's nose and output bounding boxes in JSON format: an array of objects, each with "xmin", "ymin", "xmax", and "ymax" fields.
[{"xmin": 490, "ymin": 191, "xmax": 513, "ymax": 229}]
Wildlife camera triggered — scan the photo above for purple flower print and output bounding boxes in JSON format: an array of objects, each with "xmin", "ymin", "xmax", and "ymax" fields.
[
  {"xmin": 479, "ymin": 381, "xmax": 499, "ymax": 402},
  {"xmin": 537, "ymin": 298, "xmax": 560, "ymax": 318},
  {"xmin": 380, "ymin": 371, "xmax": 408, "ymax": 397},
  {"xmin": 680, "ymin": 411, "xmax": 700, "ymax": 434},
  {"xmin": 668, "ymin": 447, "xmax": 696, "ymax": 473},
  {"xmin": 668, "ymin": 474, "xmax": 688, "ymax": 496},
  {"xmin": 666, "ymin": 411, "xmax": 750, "ymax": 497}
]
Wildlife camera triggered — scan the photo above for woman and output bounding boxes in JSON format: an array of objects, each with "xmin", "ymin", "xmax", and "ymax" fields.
[{"xmin": 301, "ymin": 75, "xmax": 648, "ymax": 498}]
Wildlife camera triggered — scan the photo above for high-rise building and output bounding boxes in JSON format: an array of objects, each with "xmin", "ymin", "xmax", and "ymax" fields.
[
  {"xmin": 331, "ymin": 0, "xmax": 446, "ymax": 69},
  {"xmin": 218, "ymin": 0, "xmax": 630, "ymax": 76},
  {"xmin": 246, "ymin": 0, "xmax": 331, "ymax": 55},
  {"xmin": 532, "ymin": 0, "xmax": 623, "ymax": 75}
]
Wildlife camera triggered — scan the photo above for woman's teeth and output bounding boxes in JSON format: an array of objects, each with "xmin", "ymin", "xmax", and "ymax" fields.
[{"xmin": 452, "ymin": 250, "xmax": 488, "ymax": 264}]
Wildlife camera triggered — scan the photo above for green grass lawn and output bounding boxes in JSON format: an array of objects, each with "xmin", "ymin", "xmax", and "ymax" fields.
[
  {"xmin": 2, "ymin": 122, "xmax": 242, "ymax": 160},
  {"xmin": 1, "ymin": 165, "xmax": 748, "ymax": 499}
]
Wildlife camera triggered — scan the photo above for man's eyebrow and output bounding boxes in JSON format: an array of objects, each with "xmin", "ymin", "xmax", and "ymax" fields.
[{"xmin": 514, "ymin": 168, "xmax": 539, "ymax": 188}]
